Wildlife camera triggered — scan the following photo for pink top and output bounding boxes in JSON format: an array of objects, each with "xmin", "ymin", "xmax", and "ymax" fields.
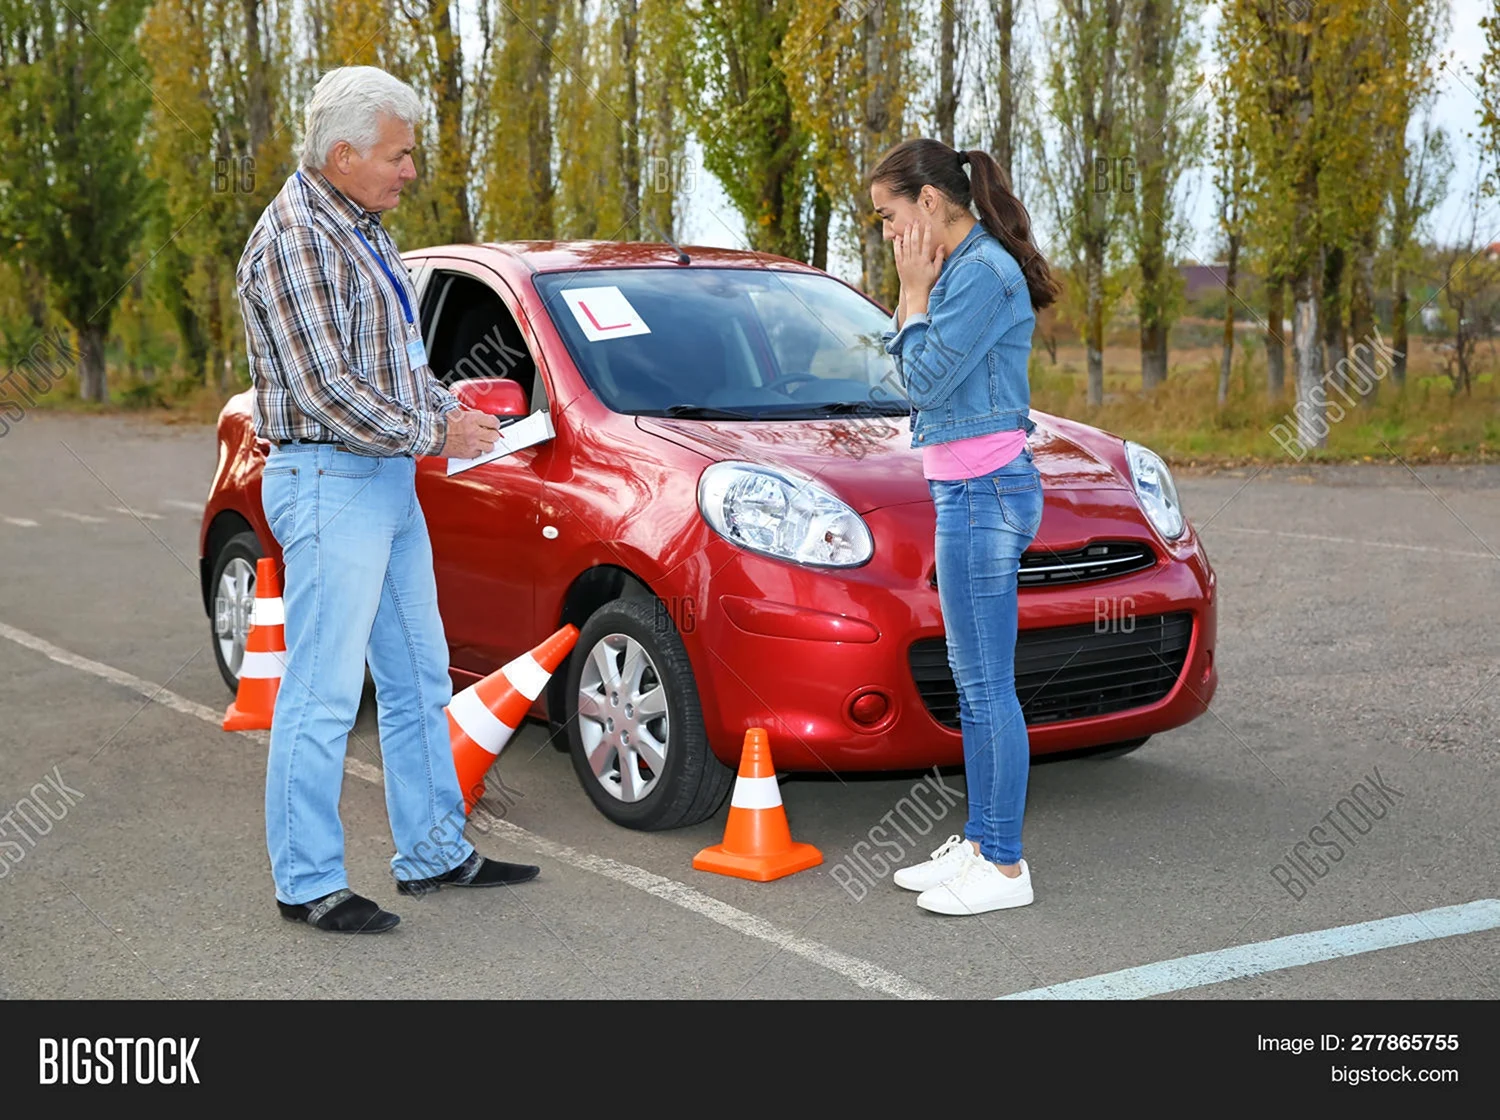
[{"xmin": 922, "ymin": 429, "xmax": 1028, "ymax": 480}]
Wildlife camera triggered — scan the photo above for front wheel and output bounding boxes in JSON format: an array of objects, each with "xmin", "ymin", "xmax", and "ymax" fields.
[
  {"xmin": 209, "ymin": 530, "xmax": 264, "ymax": 693},
  {"xmin": 565, "ymin": 597, "xmax": 732, "ymax": 830}
]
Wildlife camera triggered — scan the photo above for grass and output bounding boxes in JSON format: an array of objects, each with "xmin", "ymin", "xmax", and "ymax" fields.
[
  {"xmin": 28, "ymin": 369, "xmax": 243, "ymax": 427},
  {"xmin": 1029, "ymin": 329, "xmax": 1500, "ymax": 467}
]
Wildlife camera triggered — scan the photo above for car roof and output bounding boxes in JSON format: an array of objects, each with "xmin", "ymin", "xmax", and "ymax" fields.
[{"xmin": 411, "ymin": 240, "xmax": 830, "ymax": 278}]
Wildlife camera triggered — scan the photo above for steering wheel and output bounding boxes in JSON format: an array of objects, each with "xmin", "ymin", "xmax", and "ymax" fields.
[{"xmin": 773, "ymin": 372, "xmax": 822, "ymax": 395}]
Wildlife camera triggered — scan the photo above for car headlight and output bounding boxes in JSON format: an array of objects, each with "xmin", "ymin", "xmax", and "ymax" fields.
[
  {"xmin": 1124, "ymin": 440, "xmax": 1185, "ymax": 540},
  {"xmin": 698, "ymin": 461, "xmax": 873, "ymax": 567}
]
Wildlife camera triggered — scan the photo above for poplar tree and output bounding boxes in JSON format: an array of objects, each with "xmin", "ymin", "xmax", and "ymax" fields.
[
  {"xmin": 1037, "ymin": 0, "xmax": 1127, "ymax": 407},
  {"xmin": 688, "ymin": 0, "xmax": 814, "ymax": 261},
  {"xmin": 783, "ymin": 0, "xmax": 914, "ymax": 293},
  {"xmin": 1120, "ymin": 0, "xmax": 1205, "ymax": 392},
  {"xmin": 0, "ymin": 0, "xmax": 153, "ymax": 401}
]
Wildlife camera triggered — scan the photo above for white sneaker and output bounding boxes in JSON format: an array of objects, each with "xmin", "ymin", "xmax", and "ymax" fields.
[
  {"xmin": 892, "ymin": 834, "xmax": 980, "ymax": 892},
  {"xmin": 917, "ymin": 858, "xmax": 1033, "ymax": 915}
]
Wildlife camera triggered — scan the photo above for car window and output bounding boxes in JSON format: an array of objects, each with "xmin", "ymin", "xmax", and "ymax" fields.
[
  {"xmin": 532, "ymin": 267, "xmax": 904, "ymax": 418},
  {"xmin": 421, "ymin": 269, "xmax": 545, "ymax": 411}
]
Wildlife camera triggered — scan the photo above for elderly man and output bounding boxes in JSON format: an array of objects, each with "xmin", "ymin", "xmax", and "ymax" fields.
[{"xmin": 236, "ymin": 66, "xmax": 537, "ymax": 934}]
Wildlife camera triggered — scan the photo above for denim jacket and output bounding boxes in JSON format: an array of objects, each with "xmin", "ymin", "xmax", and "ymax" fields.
[{"xmin": 880, "ymin": 222, "xmax": 1036, "ymax": 447}]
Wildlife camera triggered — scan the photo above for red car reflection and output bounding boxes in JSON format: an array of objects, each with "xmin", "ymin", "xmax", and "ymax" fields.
[{"xmin": 200, "ymin": 241, "xmax": 1218, "ymax": 830}]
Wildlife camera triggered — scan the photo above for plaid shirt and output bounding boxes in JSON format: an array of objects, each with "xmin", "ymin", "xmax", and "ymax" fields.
[{"xmin": 235, "ymin": 169, "xmax": 459, "ymax": 457}]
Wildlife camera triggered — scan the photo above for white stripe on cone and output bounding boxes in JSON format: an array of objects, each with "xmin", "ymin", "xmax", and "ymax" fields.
[
  {"xmin": 449, "ymin": 684, "xmax": 518, "ymax": 758},
  {"xmin": 252, "ymin": 597, "xmax": 285, "ymax": 626},
  {"xmin": 501, "ymin": 653, "xmax": 551, "ymax": 701},
  {"xmin": 239, "ymin": 650, "xmax": 286, "ymax": 679},
  {"xmin": 729, "ymin": 774, "xmax": 782, "ymax": 810}
]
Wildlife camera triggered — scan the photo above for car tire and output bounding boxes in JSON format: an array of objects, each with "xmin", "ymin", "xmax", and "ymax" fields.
[
  {"xmin": 1086, "ymin": 736, "xmax": 1151, "ymax": 760},
  {"xmin": 565, "ymin": 597, "xmax": 732, "ymax": 830},
  {"xmin": 209, "ymin": 530, "xmax": 264, "ymax": 694}
]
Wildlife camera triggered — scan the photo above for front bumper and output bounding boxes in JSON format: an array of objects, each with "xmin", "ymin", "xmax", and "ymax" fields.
[{"xmin": 678, "ymin": 491, "xmax": 1218, "ymax": 771}]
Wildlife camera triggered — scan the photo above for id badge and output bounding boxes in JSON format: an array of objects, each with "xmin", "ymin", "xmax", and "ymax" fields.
[{"xmin": 405, "ymin": 326, "xmax": 428, "ymax": 372}]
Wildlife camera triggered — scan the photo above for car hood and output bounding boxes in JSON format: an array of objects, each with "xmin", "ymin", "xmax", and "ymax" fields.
[{"xmin": 635, "ymin": 412, "xmax": 1132, "ymax": 513}]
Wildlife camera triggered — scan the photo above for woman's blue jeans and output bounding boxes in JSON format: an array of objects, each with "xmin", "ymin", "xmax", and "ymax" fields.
[
  {"xmin": 928, "ymin": 446, "xmax": 1043, "ymax": 865},
  {"xmin": 260, "ymin": 445, "xmax": 474, "ymax": 904}
]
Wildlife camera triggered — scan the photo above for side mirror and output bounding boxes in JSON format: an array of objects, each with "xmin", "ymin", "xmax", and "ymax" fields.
[{"xmin": 453, "ymin": 378, "xmax": 528, "ymax": 417}]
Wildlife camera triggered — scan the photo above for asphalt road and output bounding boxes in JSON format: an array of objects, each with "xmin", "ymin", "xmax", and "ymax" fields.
[{"xmin": 0, "ymin": 413, "xmax": 1496, "ymax": 1000}]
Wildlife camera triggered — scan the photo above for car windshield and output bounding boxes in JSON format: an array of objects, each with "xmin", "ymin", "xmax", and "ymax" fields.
[{"xmin": 532, "ymin": 267, "xmax": 910, "ymax": 419}]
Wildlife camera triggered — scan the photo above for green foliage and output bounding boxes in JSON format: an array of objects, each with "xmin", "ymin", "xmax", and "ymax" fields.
[
  {"xmin": 1477, "ymin": 1, "xmax": 1500, "ymax": 196},
  {"xmin": 686, "ymin": 0, "xmax": 812, "ymax": 259},
  {"xmin": 0, "ymin": 0, "xmax": 153, "ymax": 398},
  {"xmin": 1118, "ymin": 0, "xmax": 1205, "ymax": 344}
]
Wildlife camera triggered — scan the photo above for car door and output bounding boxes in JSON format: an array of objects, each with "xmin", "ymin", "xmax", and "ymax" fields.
[{"xmin": 414, "ymin": 257, "xmax": 551, "ymax": 676}]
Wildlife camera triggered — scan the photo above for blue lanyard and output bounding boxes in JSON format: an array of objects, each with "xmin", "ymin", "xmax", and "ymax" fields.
[
  {"xmin": 295, "ymin": 170, "xmax": 413, "ymax": 325},
  {"xmin": 353, "ymin": 228, "xmax": 414, "ymax": 326}
]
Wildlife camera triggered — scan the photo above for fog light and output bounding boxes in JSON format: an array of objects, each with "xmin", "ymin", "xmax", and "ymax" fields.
[{"xmin": 850, "ymin": 691, "xmax": 889, "ymax": 725}]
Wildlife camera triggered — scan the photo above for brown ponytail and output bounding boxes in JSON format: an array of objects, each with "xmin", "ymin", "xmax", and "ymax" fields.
[{"xmin": 868, "ymin": 138, "xmax": 1061, "ymax": 313}]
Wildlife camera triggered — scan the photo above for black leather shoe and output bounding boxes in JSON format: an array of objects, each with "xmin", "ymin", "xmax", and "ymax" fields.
[
  {"xmin": 397, "ymin": 850, "xmax": 540, "ymax": 896},
  {"xmin": 277, "ymin": 888, "xmax": 400, "ymax": 933}
]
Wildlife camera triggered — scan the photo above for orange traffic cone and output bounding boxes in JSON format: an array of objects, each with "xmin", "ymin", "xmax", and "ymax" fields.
[
  {"xmin": 223, "ymin": 557, "xmax": 286, "ymax": 731},
  {"xmin": 693, "ymin": 728, "xmax": 822, "ymax": 882},
  {"xmin": 450, "ymin": 624, "xmax": 580, "ymax": 813}
]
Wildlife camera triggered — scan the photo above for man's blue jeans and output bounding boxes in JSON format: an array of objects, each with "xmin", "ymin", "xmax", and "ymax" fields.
[
  {"xmin": 928, "ymin": 446, "xmax": 1043, "ymax": 865},
  {"xmin": 260, "ymin": 445, "xmax": 474, "ymax": 904}
]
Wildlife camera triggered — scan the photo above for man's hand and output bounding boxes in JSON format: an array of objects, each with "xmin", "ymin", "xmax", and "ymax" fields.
[{"xmin": 438, "ymin": 408, "xmax": 501, "ymax": 459}]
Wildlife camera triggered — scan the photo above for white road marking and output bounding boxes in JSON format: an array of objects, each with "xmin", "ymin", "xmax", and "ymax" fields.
[
  {"xmin": 466, "ymin": 813, "xmax": 938, "ymax": 999},
  {"xmin": 109, "ymin": 506, "xmax": 164, "ymax": 520},
  {"xmin": 998, "ymin": 898, "xmax": 1500, "ymax": 1000},
  {"xmin": 0, "ymin": 620, "xmax": 938, "ymax": 1001},
  {"xmin": 0, "ymin": 621, "xmax": 232, "ymax": 728},
  {"xmin": 47, "ymin": 509, "xmax": 106, "ymax": 524},
  {"xmin": 3, "ymin": 517, "xmax": 39, "ymax": 527},
  {"xmin": 161, "ymin": 500, "xmax": 205, "ymax": 512},
  {"xmin": 1213, "ymin": 525, "xmax": 1499, "ymax": 562}
]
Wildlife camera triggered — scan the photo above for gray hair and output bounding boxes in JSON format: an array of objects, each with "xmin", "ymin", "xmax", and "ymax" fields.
[{"xmin": 298, "ymin": 66, "xmax": 422, "ymax": 170}]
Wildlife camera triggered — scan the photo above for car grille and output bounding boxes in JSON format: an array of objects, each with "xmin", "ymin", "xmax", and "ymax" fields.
[
  {"xmin": 929, "ymin": 541, "xmax": 1156, "ymax": 590},
  {"xmin": 909, "ymin": 611, "xmax": 1194, "ymax": 729}
]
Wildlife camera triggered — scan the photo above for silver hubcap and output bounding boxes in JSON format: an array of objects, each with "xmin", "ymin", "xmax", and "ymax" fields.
[
  {"xmin": 577, "ymin": 632, "xmax": 670, "ymax": 803},
  {"xmin": 214, "ymin": 557, "xmax": 256, "ymax": 679}
]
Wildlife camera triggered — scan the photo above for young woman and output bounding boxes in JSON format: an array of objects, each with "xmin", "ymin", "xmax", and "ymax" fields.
[{"xmin": 869, "ymin": 138, "xmax": 1061, "ymax": 915}]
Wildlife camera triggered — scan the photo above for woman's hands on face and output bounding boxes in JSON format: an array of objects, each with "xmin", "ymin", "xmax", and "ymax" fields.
[{"xmin": 893, "ymin": 216, "xmax": 946, "ymax": 310}]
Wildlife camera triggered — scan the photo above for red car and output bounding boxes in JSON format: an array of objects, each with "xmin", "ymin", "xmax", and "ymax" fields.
[{"xmin": 201, "ymin": 241, "xmax": 1218, "ymax": 830}]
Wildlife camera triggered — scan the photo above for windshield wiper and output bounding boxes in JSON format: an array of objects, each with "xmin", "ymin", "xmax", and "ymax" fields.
[
  {"xmin": 781, "ymin": 401, "xmax": 909, "ymax": 417},
  {"xmin": 654, "ymin": 404, "xmax": 755, "ymax": 420},
  {"xmin": 643, "ymin": 402, "xmax": 906, "ymax": 420}
]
